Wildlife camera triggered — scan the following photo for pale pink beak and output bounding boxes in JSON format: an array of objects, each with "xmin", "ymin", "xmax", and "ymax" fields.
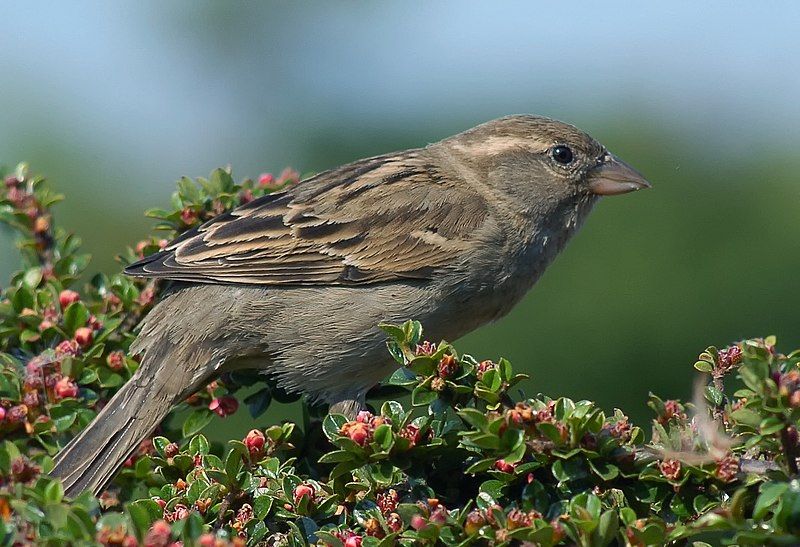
[{"xmin": 588, "ymin": 154, "xmax": 651, "ymax": 196}]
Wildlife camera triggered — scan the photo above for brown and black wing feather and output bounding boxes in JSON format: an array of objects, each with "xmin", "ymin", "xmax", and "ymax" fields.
[{"xmin": 125, "ymin": 151, "xmax": 488, "ymax": 285}]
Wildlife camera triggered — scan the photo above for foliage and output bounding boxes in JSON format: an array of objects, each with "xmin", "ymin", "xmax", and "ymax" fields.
[{"xmin": 1, "ymin": 164, "xmax": 800, "ymax": 546}]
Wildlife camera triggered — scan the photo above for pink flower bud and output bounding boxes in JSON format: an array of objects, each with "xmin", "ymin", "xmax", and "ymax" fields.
[
  {"xmin": 244, "ymin": 429, "xmax": 266, "ymax": 458},
  {"xmin": 410, "ymin": 514, "xmax": 427, "ymax": 531},
  {"xmin": 0, "ymin": 407, "xmax": 5, "ymax": 421},
  {"xmin": 258, "ymin": 173, "xmax": 275, "ymax": 187},
  {"xmin": 293, "ymin": 483, "xmax": 315, "ymax": 505},
  {"xmin": 180, "ymin": 208, "xmax": 198, "ymax": 226},
  {"xmin": 74, "ymin": 327, "xmax": 94, "ymax": 348},
  {"xmin": 54, "ymin": 376, "xmax": 79, "ymax": 399},
  {"xmin": 106, "ymin": 351, "xmax": 126, "ymax": 371},
  {"xmin": 145, "ymin": 520, "xmax": 172, "ymax": 545},
  {"xmin": 356, "ymin": 410, "xmax": 373, "ymax": 423},
  {"xmin": 493, "ymin": 459, "xmax": 516, "ymax": 473},
  {"xmin": 340, "ymin": 421, "xmax": 372, "ymax": 446},
  {"xmin": 59, "ymin": 289, "xmax": 80, "ymax": 309},
  {"xmin": 344, "ymin": 536, "xmax": 363, "ymax": 547}
]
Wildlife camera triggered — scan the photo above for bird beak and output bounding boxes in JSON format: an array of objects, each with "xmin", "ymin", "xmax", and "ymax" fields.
[{"xmin": 587, "ymin": 154, "xmax": 651, "ymax": 196}]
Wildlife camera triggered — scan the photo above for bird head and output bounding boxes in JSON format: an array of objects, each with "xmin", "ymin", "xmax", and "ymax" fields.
[{"xmin": 437, "ymin": 115, "xmax": 651, "ymax": 219}]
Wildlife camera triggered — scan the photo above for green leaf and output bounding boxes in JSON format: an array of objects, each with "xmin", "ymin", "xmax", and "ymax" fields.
[
  {"xmin": 386, "ymin": 367, "xmax": 416, "ymax": 386},
  {"xmin": 63, "ymin": 301, "xmax": 89, "ymax": 335},
  {"xmin": 378, "ymin": 322, "xmax": 406, "ymax": 343},
  {"xmin": 594, "ymin": 509, "xmax": 619, "ymax": 546},
  {"xmin": 588, "ymin": 460, "xmax": 619, "ymax": 481},
  {"xmin": 189, "ymin": 434, "xmax": 210, "ymax": 455},
  {"xmin": 181, "ymin": 511, "xmax": 204, "ymax": 543},
  {"xmin": 182, "ymin": 409, "xmax": 214, "ymax": 438},
  {"xmin": 323, "ymin": 414, "xmax": 348, "ymax": 441},
  {"xmin": 458, "ymin": 408, "xmax": 489, "ymax": 430},
  {"xmin": 318, "ymin": 450, "xmax": 355, "ymax": 464},
  {"xmin": 759, "ymin": 416, "xmax": 784, "ymax": 435},
  {"xmin": 23, "ymin": 267, "xmax": 43, "ymax": 289},
  {"xmin": 127, "ymin": 499, "xmax": 163, "ymax": 537},
  {"xmin": 479, "ymin": 479, "xmax": 506, "ymax": 500},
  {"xmin": 753, "ymin": 482, "xmax": 789, "ymax": 519},
  {"xmin": 152, "ymin": 436, "xmax": 171, "ymax": 457},
  {"xmin": 43, "ymin": 479, "xmax": 64, "ymax": 503},
  {"xmin": 254, "ymin": 495, "xmax": 274, "ymax": 520},
  {"xmin": 411, "ymin": 384, "xmax": 438, "ymax": 406},
  {"xmin": 373, "ymin": 424, "xmax": 394, "ymax": 451},
  {"xmin": 694, "ymin": 360, "xmax": 714, "ymax": 373}
]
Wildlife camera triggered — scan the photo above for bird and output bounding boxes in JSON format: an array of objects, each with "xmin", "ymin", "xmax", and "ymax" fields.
[{"xmin": 51, "ymin": 114, "xmax": 650, "ymax": 496}]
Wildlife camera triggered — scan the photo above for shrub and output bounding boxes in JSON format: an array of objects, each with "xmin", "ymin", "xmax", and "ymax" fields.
[{"xmin": 1, "ymin": 163, "xmax": 800, "ymax": 546}]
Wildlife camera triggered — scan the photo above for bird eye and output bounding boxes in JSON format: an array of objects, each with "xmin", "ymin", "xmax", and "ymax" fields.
[{"xmin": 551, "ymin": 145, "xmax": 574, "ymax": 165}]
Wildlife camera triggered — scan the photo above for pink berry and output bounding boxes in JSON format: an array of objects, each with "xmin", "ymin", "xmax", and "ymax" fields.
[
  {"xmin": 74, "ymin": 327, "xmax": 94, "ymax": 347},
  {"xmin": 410, "ymin": 514, "xmax": 427, "ymax": 531},
  {"xmin": 244, "ymin": 429, "xmax": 266, "ymax": 458},
  {"xmin": 293, "ymin": 483, "xmax": 315, "ymax": 505},
  {"xmin": 494, "ymin": 459, "xmax": 516, "ymax": 473},
  {"xmin": 54, "ymin": 377, "xmax": 79, "ymax": 399},
  {"xmin": 59, "ymin": 289, "xmax": 80, "ymax": 309}
]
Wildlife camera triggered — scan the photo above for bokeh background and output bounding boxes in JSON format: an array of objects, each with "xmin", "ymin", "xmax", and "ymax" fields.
[{"xmin": 1, "ymin": 2, "xmax": 799, "ymax": 430}]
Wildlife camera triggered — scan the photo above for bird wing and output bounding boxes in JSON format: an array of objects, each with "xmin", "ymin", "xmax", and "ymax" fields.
[{"xmin": 124, "ymin": 151, "xmax": 489, "ymax": 285}]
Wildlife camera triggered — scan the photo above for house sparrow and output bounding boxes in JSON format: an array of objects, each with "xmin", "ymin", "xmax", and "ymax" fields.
[{"xmin": 51, "ymin": 115, "xmax": 650, "ymax": 496}]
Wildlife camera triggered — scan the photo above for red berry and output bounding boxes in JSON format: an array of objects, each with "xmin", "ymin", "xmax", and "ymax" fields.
[
  {"xmin": 54, "ymin": 376, "xmax": 79, "ymax": 399},
  {"xmin": 106, "ymin": 351, "xmax": 125, "ymax": 371},
  {"xmin": 180, "ymin": 208, "xmax": 198, "ymax": 225},
  {"xmin": 293, "ymin": 483, "xmax": 315, "ymax": 505},
  {"xmin": 0, "ymin": 407, "xmax": 6, "ymax": 421},
  {"xmin": 348, "ymin": 422, "xmax": 371, "ymax": 445},
  {"xmin": 74, "ymin": 327, "xmax": 94, "ymax": 347},
  {"xmin": 145, "ymin": 520, "xmax": 172, "ymax": 545},
  {"xmin": 244, "ymin": 429, "xmax": 266, "ymax": 458},
  {"xmin": 258, "ymin": 173, "xmax": 275, "ymax": 187},
  {"xmin": 59, "ymin": 289, "xmax": 80, "ymax": 309},
  {"xmin": 410, "ymin": 514, "xmax": 427, "ymax": 531},
  {"xmin": 493, "ymin": 459, "xmax": 516, "ymax": 473}
]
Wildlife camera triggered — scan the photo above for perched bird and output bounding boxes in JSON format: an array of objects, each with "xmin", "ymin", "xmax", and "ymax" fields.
[{"xmin": 51, "ymin": 115, "xmax": 650, "ymax": 496}]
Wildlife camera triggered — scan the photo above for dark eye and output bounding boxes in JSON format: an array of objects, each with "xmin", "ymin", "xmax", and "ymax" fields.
[{"xmin": 551, "ymin": 145, "xmax": 574, "ymax": 165}]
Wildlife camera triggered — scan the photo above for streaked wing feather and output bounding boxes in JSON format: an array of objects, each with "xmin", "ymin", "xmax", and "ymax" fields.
[{"xmin": 125, "ymin": 151, "xmax": 487, "ymax": 286}]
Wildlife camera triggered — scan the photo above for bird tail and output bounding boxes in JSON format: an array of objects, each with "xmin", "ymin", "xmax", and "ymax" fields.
[{"xmin": 51, "ymin": 337, "xmax": 216, "ymax": 497}]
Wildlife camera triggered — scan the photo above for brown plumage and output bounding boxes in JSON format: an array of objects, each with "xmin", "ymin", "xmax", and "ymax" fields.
[{"xmin": 51, "ymin": 115, "xmax": 650, "ymax": 496}]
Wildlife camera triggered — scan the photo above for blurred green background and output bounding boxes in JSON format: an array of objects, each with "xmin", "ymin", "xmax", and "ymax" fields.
[{"xmin": 1, "ymin": 2, "xmax": 798, "ymax": 430}]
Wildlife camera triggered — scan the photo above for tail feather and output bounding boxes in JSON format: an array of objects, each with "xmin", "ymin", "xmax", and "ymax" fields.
[{"xmin": 51, "ymin": 338, "xmax": 217, "ymax": 497}]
